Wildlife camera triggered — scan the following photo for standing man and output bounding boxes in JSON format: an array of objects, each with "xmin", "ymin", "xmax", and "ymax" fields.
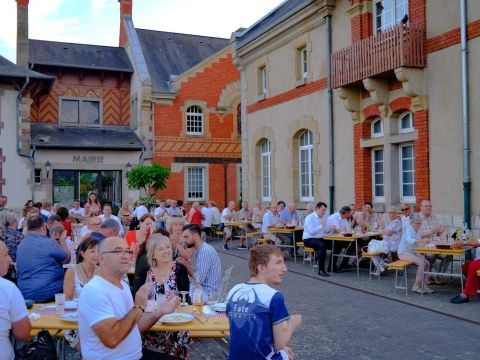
[
  {"xmin": 227, "ymin": 245, "xmax": 302, "ymax": 360},
  {"xmin": 303, "ymin": 202, "xmax": 330, "ymax": 277},
  {"xmin": 154, "ymin": 199, "xmax": 167, "ymax": 229},
  {"xmin": 166, "ymin": 200, "xmax": 183, "ymax": 217},
  {"xmin": 99, "ymin": 203, "xmax": 124, "ymax": 236},
  {"xmin": 69, "ymin": 199, "xmax": 85, "ymax": 221},
  {"xmin": 221, "ymin": 201, "xmax": 237, "ymax": 250},
  {"xmin": 181, "ymin": 224, "xmax": 221, "ymax": 299},
  {"xmin": 132, "ymin": 200, "xmax": 149, "ymax": 220},
  {"xmin": 79, "ymin": 236, "xmax": 178, "ymax": 360}
]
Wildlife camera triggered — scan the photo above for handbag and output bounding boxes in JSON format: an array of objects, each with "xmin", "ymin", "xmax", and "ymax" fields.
[
  {"xmin": 16, "ymin": 330, "xmax": 57, "ymax": 360},
  {"xmin": 367, "ymin": 239, "xmax": 389, "ymax": 254}
]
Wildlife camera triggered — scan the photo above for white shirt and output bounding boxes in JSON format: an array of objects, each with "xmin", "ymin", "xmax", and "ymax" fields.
[
  {"xmin": 70, "ymin": 207, "xmax": 85, "ymax": 217},
  {"xmin": 262, "ymin": 211, "xmax": 280, "ymax": 234},
  {"xmin": 201, "ymin": 207, "xmax": 213, "ymax": 227},
  {"xmin": 166, "ymin": 206, "xmax": 183, "ymax": 217},
  {"xmin": 326, "ymin": 212, "xmax": 350, "ymax": 233},
  {"xmin": 211, "ymin": 207, "xmax": 221, "ymax": 225},
  {"xmin": 99, "ymin": 214, "xmax": 124, "ymax": 236},
  {"xmin": 79, "ymin": 276, "xmax": 142, "ymax": 360},
  {"xmin": 401, "ymin": 214, "xmax": 411, "ymax": 231},
  {"xmin": 303, "ymin": 212, "xmax": 328, "ymax": 239},
  {"xmin": 40, "ymin": 209, "xmax": 51, "ymax": 218},
  {"xmin": 221, "ymin": 208, "xmax": 236, "ymax": 224},
  {"xmin": 154, "ymin": 206, "xmax": 166, "ymax": 219},
  {"xmin": 132, "ymin": 205, "xmax": 149, "ymax": 219},
  {"xmin": 0, "ymin": 278, "xmax": 28, "ymax": 360},
  {"xmin": 80, "ymin": 225, "xmax": 91, "ymax": 237}
]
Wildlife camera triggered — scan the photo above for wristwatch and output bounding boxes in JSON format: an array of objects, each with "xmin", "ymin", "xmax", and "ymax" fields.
[{"xmin": 133, "ymin": 305, "xmax": 145, "ymax": 313}]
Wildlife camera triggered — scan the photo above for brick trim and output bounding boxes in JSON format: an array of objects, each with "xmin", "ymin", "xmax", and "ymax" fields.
[
  {"xmin": 362, "ymin": 104, "xmax": 380, "ymax": 120},
  {"xmin": 413, "ymin": 110, "xmax": 430, "ymax": 206},
  {"xmin": 426, "ymin": 19, "xmax": 480, "ymax": 54},
  {"xmin": 390, "ymin": 97, "xmax": 412, "ymax": 114},
  {"xmin": 246, "ymin": 78, "xmax": 327, "ymax": 114},
  {"xmin": 353, "ymin": 122, "xmax": 372, "ymax": 206}
]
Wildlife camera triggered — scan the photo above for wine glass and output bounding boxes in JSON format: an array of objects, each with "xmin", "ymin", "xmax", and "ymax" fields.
[
  {"xmin": 179, "ymin": 291, "xmax": 189, "ymax": 307},
  {"xmin": 206, "ymin": 291, "xmax": 218, "ymax": 306}
]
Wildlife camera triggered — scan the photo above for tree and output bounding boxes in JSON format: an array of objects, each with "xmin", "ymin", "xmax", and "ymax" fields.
[{"xmin": 127, "ymin": 164, "xmax": 170, "ymax": 201}]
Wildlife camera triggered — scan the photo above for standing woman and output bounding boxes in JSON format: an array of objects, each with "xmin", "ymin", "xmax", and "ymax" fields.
[
  {"xmin": 139, "ymin": 234, "xmax": 190, "ymax": 359},
  {"xmin": 118, "ymin": 201, "xmax": 133, "ymax": 228},
  {"xmin": 166, "ymin": 217, "xmax": 189, "ymax": 260},
  {"xmin": 84, "ymin": 192, "xmax": 101, "ymax": 217},
  {"xmin": 186, "ymin": 202, "xmax": 203, "ymax": 226},
  {"xmin": 125, "ymin": 214, "xmax": 155, "ymax": 250}
]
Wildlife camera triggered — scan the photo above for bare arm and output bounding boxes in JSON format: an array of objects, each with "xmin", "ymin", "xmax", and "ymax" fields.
[
  {"xmin": 273, "ymin": 314, "xmax": 302, "ymax": 351},
  {"xmin": 12, "ymin": 317, "xmax": 31, "ymax": 341},
  {"xmin": 63, "ymin": 268, "xmax": 75, "ymax": 300},
  {"xmin": 137, "ymin": 296, "xmax": 180, "ymax": 333},
  {"xmin": 92, "ymin": 308, "xmax": 143, "ymax": 348},
  {"xmin": 58, "ymin": 231, "xmax": 71, "ymax": 264}
]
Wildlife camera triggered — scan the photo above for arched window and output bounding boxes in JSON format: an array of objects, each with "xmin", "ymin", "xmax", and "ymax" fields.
[
  {"xmin": 260, "ymin": 140, "xmax": 272, "ymax": 201},
  {"xmin": 398, "ymin": 111, "xmax": 414, "ymax": 133},
  {"xmin": 186, "ymin": 105, "xmax": 203, "ymax": 135},
  {"xmin": 371, "ymin": 118, "xmax": 383, "ymax": 138},
  {"xmin": 298, "ymin": 130, "xmax": 314, "ymax": 201}
]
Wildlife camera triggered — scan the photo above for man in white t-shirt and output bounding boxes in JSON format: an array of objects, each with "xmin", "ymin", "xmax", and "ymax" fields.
[
  {"xmin": 327, "ymin": 206, "xmax": 355, "ymax": 272},
  {"xmin": 201, "ymin": 203, "xmax": 213, "ymax": 237},
  {"xmin": 132, "ymin": 201, "xmax": 149, "ymax": 220},
  {"xmin": 0, "ymin": 242, "xmax": 31, "ymax": 360},
  {"xmin": 221, "ymin": 201, "xmax": 237, "ymax": 250},
  {"xmin": 79, "ymin": 236, "xmax": 178, "ymax": 360},
  {"xmin": 99, "ymin": 203, "xmax": 124, "ymax": 236},
  {"xmin": 69, "ymin": 199, "xmax": 85, "ymax": 219}
]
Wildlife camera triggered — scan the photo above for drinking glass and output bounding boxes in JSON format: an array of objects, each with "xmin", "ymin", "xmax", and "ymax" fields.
[
  {"xmin": 206, "ymin": 291, "xmax": 218, "ymax": 306},
  {"xmin": 179, "ymin": 291, "xmax": 189, "ymax": 307},
  {"xmin": 55, "ymin": 293, "xmax": 65, "ymax": 315}
]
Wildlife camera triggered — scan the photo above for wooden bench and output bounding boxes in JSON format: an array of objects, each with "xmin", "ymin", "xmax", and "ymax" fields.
[
  {"xmin": 386, "ymin": 260, "xmax": 414, "ymax": 295},
  {"xmin": 361, "ymin": 252, "xmax": 382, "ymax": 280},
  {"xmin": 257, "ymin": 238, "xmax": 273, "ymax": 245},
  {"xmin": 246, "ymin": 231, "xmax": 262, "ymax": 249}
]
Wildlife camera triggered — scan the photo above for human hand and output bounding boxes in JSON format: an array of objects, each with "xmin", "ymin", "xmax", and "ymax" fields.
[
  {"xmin": 157, "ymin": 295, "xmax": 180, "ymax": 315},
  {"xmin": 283, "ymin": 346, "xmax": 294, "ymax": 360},
  {"xmin": 289, "ymin": 313, "xmax": 302, "ymax": 330},
  {"xmin": 135, "ymin": 278, "xmax": 151, "ymax": 309},
  {"xmin": 452, "ymin": 240, "xmax": 465, "ymax": 249}
]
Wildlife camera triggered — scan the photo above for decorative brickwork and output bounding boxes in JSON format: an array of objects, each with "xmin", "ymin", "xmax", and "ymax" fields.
[
  {"xmin": 390, "ymin": 96, "xmax": 412, "ymax": 114},
  {"xmin": 351, "ymin": 13, "xmax": 373, "ymax": 42},
  {"xmin": 353, "ymin": 121, "xmax": 372, "ymax": 206},
  {"xmin": 426, "ymin": 19, "xmax": 480, "ymax": 54},
  {"xmin": 362, "ymin": 104, "xmax": 380, "ymax": 120},
  {"xmin": 413, "ymin": 110, "xmax": 430, "ymax": 205}
]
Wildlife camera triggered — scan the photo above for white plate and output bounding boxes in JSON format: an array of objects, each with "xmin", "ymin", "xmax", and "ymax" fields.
[
  {"xmin": 212, "ymin": 303, "xmax": 227, "ymax": 312},
  {"xmin": 64, "ymin": 301, "xmax": 78, "ymax": 310},
  {"xmin": 60, "ymin": 312, "xmax": 79, "ymax": 323},
  {"xmin": 159, "ymin": 312, "xmax": 194, "ymax": 324}
]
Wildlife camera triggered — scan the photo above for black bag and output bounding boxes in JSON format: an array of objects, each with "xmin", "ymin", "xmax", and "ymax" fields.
[{"xmin": 16, "ymin": 330, "xmax": 57, "ymax": 360}]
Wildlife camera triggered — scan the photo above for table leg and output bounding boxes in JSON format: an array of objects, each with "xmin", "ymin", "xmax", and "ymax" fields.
[
  {"xmin": 355, "ymin": 239, "xmax": 359, "ymax": 278},
  {"xmin": 420, "ymin": 253, "xmax": 426, "ymax": 296},
  {"xmin": 293, "ymin": 232, "xmax": 297, "ymax": 263},
  {"xmin": 330, "ymin": 240, "xmax": 335, "ymax": 273},
  {"xmin": 460, "ymin": 254, "xmax": 464, "ymax": 291}
]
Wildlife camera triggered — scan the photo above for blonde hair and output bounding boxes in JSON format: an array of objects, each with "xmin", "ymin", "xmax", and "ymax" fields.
[
  {"xmin": 146, "ymin": 233, "xmax": 171, "ymax": 267},
  {"xmin": 166, "ymin": 216, "xmax": 186, "ymax": 234}
]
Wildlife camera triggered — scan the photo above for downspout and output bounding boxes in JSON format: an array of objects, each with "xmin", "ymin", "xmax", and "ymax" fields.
[
  {"xmin": 460, "ymin": 0, "xmax": 471, "ymax": 227},
  {"xmin": 326, "ymin": 14, "xmax": 334, "ymax": 213}
]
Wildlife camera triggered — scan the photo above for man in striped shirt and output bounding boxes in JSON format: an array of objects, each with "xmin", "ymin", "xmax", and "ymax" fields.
[{"xmin": 182, "ymin": 224, "xmax": 221, "ymax": 299}]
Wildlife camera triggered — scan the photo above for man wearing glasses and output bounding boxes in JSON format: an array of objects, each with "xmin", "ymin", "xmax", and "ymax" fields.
[
  {"xmin": 79, "ymin": 236, "xmax": 179, "ymax": 360},
  {"xmin": 400, "ymin": 203, "xmax": 413, "ymax": 231}
]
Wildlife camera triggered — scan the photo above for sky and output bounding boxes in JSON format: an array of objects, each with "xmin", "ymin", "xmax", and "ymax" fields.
[{"xmin": 0, "ymin": 0, "xmax": 286, "ymax": 63}]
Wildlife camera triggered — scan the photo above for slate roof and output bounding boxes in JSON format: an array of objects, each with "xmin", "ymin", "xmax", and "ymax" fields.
[
  {"xmin": 236, "ymin": 0, "xmax": 312, "ymax": 49},
  {"xmin": 29, "ymin": 40, "xmax": 133, "ymax": 73},
  {"xmin": 135, "ymin": 29, "xmax": 229, "ymax": 93},
  {"xmin": 0, "ymin": 54, "xmax": 54, "ymax": 82},
  {"xmin": 31, "ymin": 123, "xmax": 144, "ymax": 150}
]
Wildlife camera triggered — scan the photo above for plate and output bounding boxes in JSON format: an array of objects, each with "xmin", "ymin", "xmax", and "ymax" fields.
[
  {"xmin": 212, "ymin": 303, "xmax": 227, "ymax": 312},
  {"xmin": 64, "ymin": 301, "xmax": 78, "ymax": 310},
  {"xmin": 60, "ymin": 312, "xmax": 79, "ymax": 323},
  {"xmin": 159, "ymin": 312, "xmax": 194, "ymax": 324}
]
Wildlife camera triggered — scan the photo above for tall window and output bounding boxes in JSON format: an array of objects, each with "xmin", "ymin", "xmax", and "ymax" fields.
[
  {"xmin": 186, "ymin": 105, "xmax": 204, "ymax": 135},
  {"xmin": 399, "ymin": 111, "xmax": 414, "ymax": 133},
  {"xmin": 61, "ymin": 98, "xmax": 101, "ymax": 125},
  {"xmin": 374, "ymin": 0, "xmax": 408, "ymax": 32},
  {"xmin": 299, "ymin": 130, "xmax": 314, "ymax": 201},
  {"xmin": 297, "ymin": 46, "xmax": 308, "ymax": 81},
  {"xmin": 258, "ymin": 65, "xmax": 267, "ymax": 97},
  {"xmin": 372, "ymin": 148, "xmax": 384, "ymax": 201},
  {"xmin": 187, "ymin": 167, "xmax": 205, "ymax": 201},
  {"xmin": 371, "ymin": 118, "xmax": 383, "ymax": 138},
  {"xmin": 260, "ymin": 140, "xmax": 272, "ymax": 201},
  {"xmin": 400, "ymin": 144, "xmax": 415, "ymax": 202}
]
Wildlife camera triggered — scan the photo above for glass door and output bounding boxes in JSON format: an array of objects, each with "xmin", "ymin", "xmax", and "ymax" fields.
[{"xmin": 79, "ymin": 171, "xmax": 99, "ymax": 203}]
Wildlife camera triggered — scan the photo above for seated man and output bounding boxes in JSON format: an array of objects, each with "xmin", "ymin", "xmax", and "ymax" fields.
[
  {"xmin": 16, "ymin": 215, "xmax": 70, "ymax": 302},
  {"xmin": 221, "ymin": 201, "xmax": 237, "ymax": 251},
  {"xmin": 450, "ymin": 238, "xmax": 480, "ymax": 304},
  {"xmin": 327, "ymin": 206, "xmax": 355, "ymax": 272},
  {"xmin": 99, "ymin": 203, "xmax": 124, "ymax": 236},
  {"xmin": 0, "ymin": 242, "xmax": 31, "ymax": 359},
  {"xmin": 226, "ymin": 245, "xmax": 302, "ymax": 360},
  {"xmin": 69, "ymin": 199, "xmax": 85, "ymax": 221},
  {"xmin": 303, "ymin": 202, "xmax": 329, "ymax": 277}
]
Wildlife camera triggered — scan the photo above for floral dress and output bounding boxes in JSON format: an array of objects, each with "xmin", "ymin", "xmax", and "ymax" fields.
[{"xmin": 142, "ymin": 262, "xmax": 191, "ymax": 359}]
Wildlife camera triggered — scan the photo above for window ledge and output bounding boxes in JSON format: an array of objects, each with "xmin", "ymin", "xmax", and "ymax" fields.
[
  {"xmin": 256, "ymin": 94, "xmax": 266, "ymax": 102},
  {"xmin": 390, "ymin": 131, "xmax": 418, "ymax": 144},
  {"xmin": 295, "ymin": 77, "xmax": 307, "ymax": 88}
]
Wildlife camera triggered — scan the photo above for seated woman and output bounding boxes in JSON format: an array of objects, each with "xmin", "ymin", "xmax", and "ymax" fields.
[
  {"xmin": 57, "ymin": 206, "xmax": 72, "ymax": 237},
  {"xmin": 138, "ymin": 234, "xmax": 190, "ymax": 360},
  {"xmin": 371, "ymin": 206, "xmax": 402, "ymax": 273},
  {"xmin": 166, "ymin": 217, "xmax": 188, "ymax": 260},
  {"xmin": 125, "ymin": 214, "xmax": 155, "ymax": 252},
  {"xmin": 62, "ymin": 236, "xmax": 100, "ymax": 352},
  {"xmin": 397, "ymin": 213, "xmax": 432, "ymax": 294}
]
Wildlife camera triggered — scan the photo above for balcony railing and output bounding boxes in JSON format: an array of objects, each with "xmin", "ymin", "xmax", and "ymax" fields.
[{"xmin": 332, "ymin": 23, "xmax": 425, "ymax": 88}]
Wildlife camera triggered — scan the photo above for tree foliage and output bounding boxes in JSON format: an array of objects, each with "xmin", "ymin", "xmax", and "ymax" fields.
[{"xmin": 127, "ymin": 164, "xmax": 170, "ymax": 198}]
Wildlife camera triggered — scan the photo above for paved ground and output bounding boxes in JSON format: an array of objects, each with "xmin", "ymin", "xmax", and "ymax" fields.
[{"xmin": 190, "ymin": 239, "xmax": 480, "ymax": 359}]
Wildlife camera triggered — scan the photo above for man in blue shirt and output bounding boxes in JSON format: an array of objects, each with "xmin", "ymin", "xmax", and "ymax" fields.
[
  {"xmin": 279, "ymin": 203, "xmax": 301, "ymax": 225},
  {"xmin": 17, "ymin": 215, "xmax": 70, "ymax": 302},
  {"xmin": 227, "ymin": 245, "xmax": 302, "ymax": 359}
]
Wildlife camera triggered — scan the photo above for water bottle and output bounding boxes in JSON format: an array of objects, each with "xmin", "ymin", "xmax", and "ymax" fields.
[{"xmin": 192, "ymin": 273, "xmax": 204, "ymax": 313}]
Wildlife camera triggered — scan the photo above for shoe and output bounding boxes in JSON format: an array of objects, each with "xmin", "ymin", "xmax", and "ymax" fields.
[
  {"xmin": 426, "ymin": 280, "xmax": 435, "ymax": 286},
  {"xmin": 412, "ymin": 285, "xmax": 427, "ymax": 294},
  {"xmin": 424, "ymin": 286, "xmax": 435, "ymax": 294},
  {"xmin": 318, "ymin": 270, "xmax": 330, "ymax": 277},
  {"xmin": 237, "ymin": 245, "xmax": 247, "ymax": 250},
  {"xmin": 223, "ymin": 244, "xmax": 229, "ymax": 251},
  {"xmin": 433, "ymin": 278, "xmax": 445, "ymax": 285},
  {"xmin": 450, "ymin": 295, "xmax": 469, "ymax": 304}
]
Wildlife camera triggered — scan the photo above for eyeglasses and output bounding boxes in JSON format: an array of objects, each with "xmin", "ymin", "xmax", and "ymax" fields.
[
  {"xmin": 401, "ymin": 208, "xmax": 410, "ymax": 211},
  {"xmin": 102, "ymin": 249, "xmax": 134, "ymax": 256}
]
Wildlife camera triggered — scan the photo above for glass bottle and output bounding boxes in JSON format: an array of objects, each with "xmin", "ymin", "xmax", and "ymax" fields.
[{"xmin": 192, "ymin": 272, "xmax": 204, "ymax": 312}]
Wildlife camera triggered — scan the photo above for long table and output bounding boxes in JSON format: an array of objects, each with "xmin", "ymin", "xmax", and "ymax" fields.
[{"xmin": 268, "ymin": 227, "xmax": 304, "ymax": 263}]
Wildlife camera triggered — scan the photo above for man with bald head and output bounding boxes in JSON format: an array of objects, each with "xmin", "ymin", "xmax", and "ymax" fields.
[{"xmin": 79, "ymin": 236, "xmax": 179, "ymax": 359}]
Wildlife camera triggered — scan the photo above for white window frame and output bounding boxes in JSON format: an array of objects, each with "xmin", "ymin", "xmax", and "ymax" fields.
[
  {"xmin": 185, "ymin": 105, "xmax": 204, "ymax": 136},
  {"xmin": 373, "ymin": 0, "xmax": 409, "ymax": 33},
  {"xmin": 34, "ymin": 168, "xmax": 42, "ymax": 184},
  {"xmin": 398, "ymin": 111, "xmax": 414, "ymax": 133},
  {"xmin": 186, "ymin": 166, "xmax": 206, "ymax": 201},
  {"xmin": 59, "ymin": 97, "xmax": 103, "ymax": 126},
  {"xmin": 372, "ymin": 148, "xmax": 385, "ymax": 203},
  {"xmin": 260, "ymin": 140, "xmax": 272, "ymax": 201},
  {"xmin": 299, "ymin": 130, "xmax": 314, "ymax": 202},
  {"xmin": 371, "ymin": 118, "xmax": 384, "ymax": 138},
  {"xmin": 399, "ymin": 143, "xmax": 416, "ymax": 203},
  {"xmin": 258, "ymin": 65, "xmax": 267, "ymax": 98}
]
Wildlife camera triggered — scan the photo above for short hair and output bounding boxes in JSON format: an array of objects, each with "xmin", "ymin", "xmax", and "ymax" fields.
[
  {"xmin": 249, "ymin": 245, "xmax": 282, "ymax": 277},
  {"xmin": 182, "ymin": 223, "xmax": 201, "ymax": 237},
  {"xmin": 101, "ymin": 218, "xmax": 120, "ymax": 234},
  {"xmin": 146, "ymin": 234, "xmax": 171, "ymax": 267},
  {"xmin": 364, "ymin": 202, "xmax": 373, "ymax": 208},
  {"xmin": 56, "ymin": 207, "xmax": 69, "ymax": 221},
  {"xmin": 33, "ymin": 202, "xmax": 43, "ymax": 209},
  {"xmin": 77, "ymin": 235, "xmax": 99, "ymax": 263},
  {"xmin": 277, "ymin": 200, "xmax": 286, "ymax": 207},
  {"xmin": 177, "ymin": 200, "xmax": 184, "ymax": 207},
  {"xmin": 27, "ymin": 215, "xmax": 45, "ymax": 231},
  {"xmin": 103, "ymin": 202, "xmax": 112, "ymax": 210},
  {"xmin": 410, "ymin": 213, "xmax": 423, "ymax": 224},
  {"xmin": 50, "ymin": 224, "xmax": 64, "ymax": 235},
  {"xmin": 316, "ymin": 202, "xmax": 328, "ymax": 209},
  {"xmin": 47, "ymin": 215, "xmax": 61, "ymax": 224},
  {"xmin": 340, "ymin": 206, "xmax": 352, "ymax": 214},
  {"xmin": 166, "ymin": 216, "xmax": 186, "ymax": 233},
  {"xmin": 139, "ymin": 214, "xmax": 155, "ymax": 223},
  {"xmin": 0, "ymin": 211, "xmax": 17, "ymax": 228}
]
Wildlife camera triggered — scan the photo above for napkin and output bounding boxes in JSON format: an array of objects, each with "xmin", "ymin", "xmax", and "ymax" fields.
[{"xmin": 28, "ymin": 312, "xmax": 41, "ymax": 321}]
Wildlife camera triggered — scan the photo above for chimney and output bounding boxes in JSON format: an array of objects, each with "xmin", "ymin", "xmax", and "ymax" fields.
[
  {"xmin": 16, "ymin": 0, "xmax": 29, "ymax": 67},
  {"xmin": 119, "ymin": 0, "xmax": 132, "ymax": 47}
]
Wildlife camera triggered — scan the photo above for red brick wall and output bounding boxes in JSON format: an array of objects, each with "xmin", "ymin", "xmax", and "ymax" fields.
[
  {"xmin": 426, "ymin": 19, "xmax": 480, "ymax": 54},
  {"xmin": 413, "ymin": 110, "xmax": 430, "ymax": 205},
  {"xmin": 409, "ymin": 0, "xmax": 426, "ymax": 30},
  {"xmin": 390, "ymin": 97, "xmax": 412, "ymax": 114},
  {"xmin": 31, "ymin": 68, "xmax": 130, "ymax": 126},
  {"xmin": 351, "ymin": 13, "xmax": 373, "ymax": 42},
  {"xmin": 154, "ymin": 52, "xmax": 241, "ymax": 206},
  {"xmin": 353, "ymin": 121, "xmax": 373, "ymax": 206}
]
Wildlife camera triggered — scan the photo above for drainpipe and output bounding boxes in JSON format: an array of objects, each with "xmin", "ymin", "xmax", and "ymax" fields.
[
  {"xmin": 460, "ymin": 0, "xmax": 471, "ymax": 227},
  {"xmin": 326, "ymin": 14, "xmax": 334, "ymax": 213}
]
